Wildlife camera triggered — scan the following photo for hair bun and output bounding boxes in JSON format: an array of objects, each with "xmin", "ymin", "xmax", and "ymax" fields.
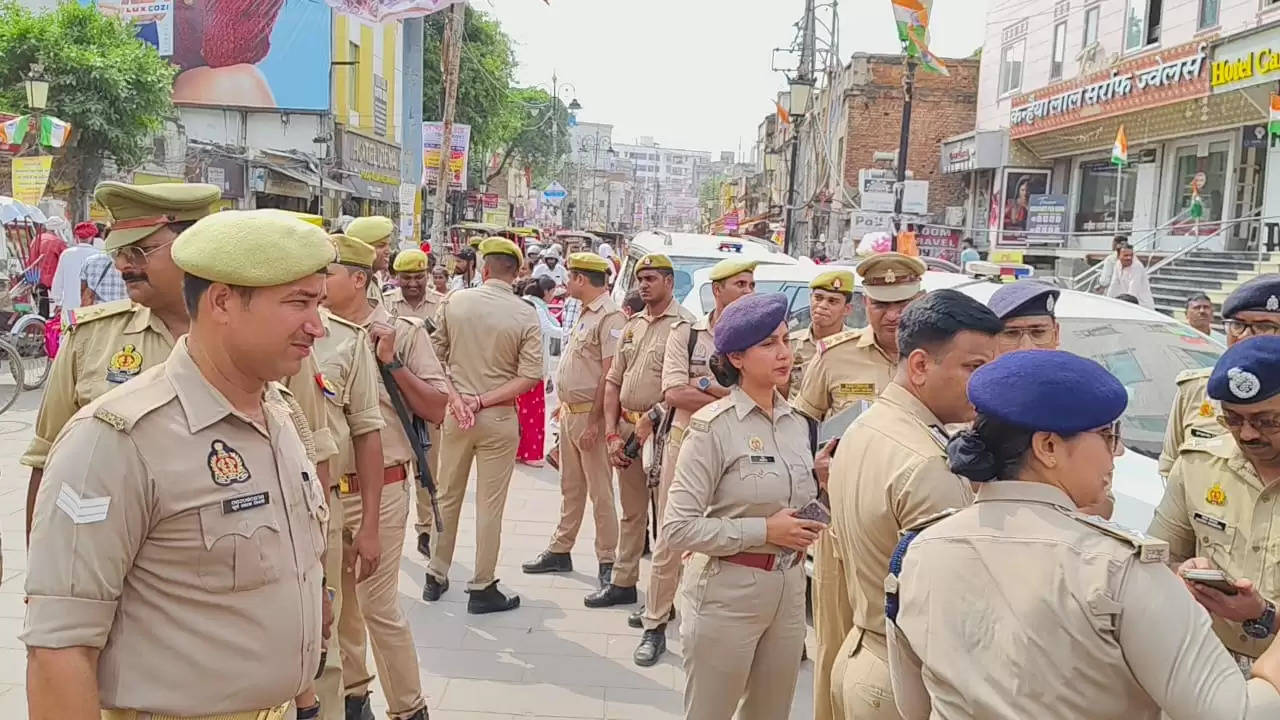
[{"xmin": 947, "ymin": 430, "xmax": 998, "ymax": 483}]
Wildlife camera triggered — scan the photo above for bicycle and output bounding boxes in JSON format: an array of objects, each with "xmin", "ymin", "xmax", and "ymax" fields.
[
  {"xmin": 2, "ymin": 274, "xmax": 52, "ymax": 391},
  {"xmin": 0, "ymin": 334, "xmax": 26, "ymax": 415}
]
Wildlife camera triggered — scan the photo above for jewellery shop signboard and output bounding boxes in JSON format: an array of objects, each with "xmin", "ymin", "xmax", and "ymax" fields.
[{"xmin": 1008, "ymin": 41, "xmax": 1210, "ymax": 139}]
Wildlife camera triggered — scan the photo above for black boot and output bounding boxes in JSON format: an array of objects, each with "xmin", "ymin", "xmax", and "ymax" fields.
[
  {"xmin": 633, "ymin": 626, "xmax": 667, "ymax": 667},
  {"xmin": 345, "ymin": 693, "xmax": 375, "ymax": 720},
  {"xmin": 628, "ymin": 606, "xmax": 674, "ymax": 629},
  {"xmin": 417, "ymin": 532, "xmax": 431, "ymax": 558},
  {"xmin": 422, "ymin": 573, "xmax": 449, "ymax": 602},
  {"xmin": 521, "ymin": 550, "xmax": 573, "ymax": 574},
  {"xmin": 584, "ymin": 583, "xmax": 637, "ymax": 608},
  {"xmin": 597, "ymin": 562, "xmax": 614, "ymax": 588},
  {"xmin": 468, "ymin": 581, "xmax": 521, "ymax": 614},
  {"xmin": 401, "ymin": 707, "xmax": 430, "ymax": 720}
]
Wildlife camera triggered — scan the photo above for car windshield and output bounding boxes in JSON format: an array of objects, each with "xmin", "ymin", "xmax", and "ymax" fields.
[
  {"xmin": 624, "ymin": 255, "xmax": 722, "ymax": 303},
  {"xmin": 702, "ymin": 280, "xmax": 866, "ymax": 328},
  {"xmin": 1057, "ymin": 318, "xmax": 1220, "ymax": 459}
]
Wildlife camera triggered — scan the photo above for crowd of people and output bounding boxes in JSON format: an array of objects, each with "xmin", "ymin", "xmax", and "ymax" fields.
[{"xmin": 17, "ymin": 177, "xmax": 1280, "ymax": 720}]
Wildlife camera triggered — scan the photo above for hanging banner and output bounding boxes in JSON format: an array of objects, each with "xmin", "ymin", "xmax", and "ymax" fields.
[
  {"xmin": 324, "ymin": 0, "xmax": 464, "ymax": 24},
  {"xmin": 12, "ymin": 156, "xmax": 53, "ymax": 207},
  {"xmin": 423, "ymin": 122, "xmax": 471, "ymax": 191}
]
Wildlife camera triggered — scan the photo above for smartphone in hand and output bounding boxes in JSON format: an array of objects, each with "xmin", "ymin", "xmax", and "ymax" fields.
[
  {"xmin": 793, "ymin": 498, "xmax": 831, "ymax": 526},
  {"xmin": 1181, "ymin": 568, "xmax": 1239, "ymax": 595}
]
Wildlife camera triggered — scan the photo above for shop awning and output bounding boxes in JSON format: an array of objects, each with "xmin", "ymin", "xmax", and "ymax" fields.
[{"xmin": 346, "ymin": 175, "xmax": 397, "ymax": 202}]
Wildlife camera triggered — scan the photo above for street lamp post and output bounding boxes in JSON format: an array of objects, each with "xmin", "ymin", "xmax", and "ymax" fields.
[
  {"xmin": 21, "ymin": 64, "xmax": 49, "ymax": 159},
  {"xmin": 317, "ymin": 60, "xmax": 359, "ymax": 218},
  {"xmin": 783, "ymin": 77, "xmax": 813, "ymax": 256},
  {"xmin": 578, "ymin": 131, "xmax": 612, "ymax": 230}
]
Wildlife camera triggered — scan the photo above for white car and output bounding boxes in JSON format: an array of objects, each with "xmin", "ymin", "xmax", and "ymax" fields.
[
  {"xmin": 683, "ymin": 262, "xmax": 1226, "ymax": 532},
  {"xmin": 611, "ymin": 230, "xmax": 796, "ymax": 308}
]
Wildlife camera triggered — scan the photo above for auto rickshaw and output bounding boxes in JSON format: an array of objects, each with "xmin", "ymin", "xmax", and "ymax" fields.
[
  {"xmin": 553, "ymin": 230, "xmax": 602, "ymax": 255},
  {"xmin": 498, "ymin": 226, "xmax": 544, "ymax": 251},
  {"xmin": 446, "ymin": 222, "xmax": 502, "ymax": 254}
]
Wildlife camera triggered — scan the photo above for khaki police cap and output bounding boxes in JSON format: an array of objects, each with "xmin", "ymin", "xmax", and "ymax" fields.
[
  {"xmin": 345, "ymin": 216, "xmax": 394, "ymax": 246},
  {"xmin": 172, "ymin": 210, "xmax": 336, "ymax": 287},
  {"xmin": 709, "ymin": 258, "xmax": 759, "ymax": 282},
  {"xmin": 567, "ymin": 252, "xmax": 610, "ymax": 274},
  {"xmin": 95, "ymin": 181, "xmax": 222, "ymax": 251},
  {"xmin": 479, "ymin": 236, "xmax": 523, "ymax": 265},
  {"xmin": 811, "ymin": 269, "xmax": 855, "ymax": 295},
  {"xmin": 856, "ymin": 252, "xmax": 927, "ymax": 302},
  {"xmin": 393, "ymin": 248, "xmax": 430, "ymax": 273},
  {"xmin": 468, "ymin": 236, "xmax": 484, "ymax": 249},
  {"xmin": 636, "ymin": 254, "xmax": 674, "ymax": 275},
  {"xmin": 331, "ymin": 234, "xmax": 376, "ymax": 269}
]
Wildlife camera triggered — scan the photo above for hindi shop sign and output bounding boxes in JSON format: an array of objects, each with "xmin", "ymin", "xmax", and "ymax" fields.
[
  {"xmin": 1009, "ymin": 41, "xmax": 1209, "ymax": 139},
  {"xmin": 1025, "ymin": 194, "xmax": 1068, "ymax": 241}
]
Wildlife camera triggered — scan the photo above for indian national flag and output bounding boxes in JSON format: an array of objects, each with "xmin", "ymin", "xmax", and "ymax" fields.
[
  {"xmin": 776, "ymin": 101, "xmax": 791, "ymax": 127},
  {"xmin": 1270, "ymin": 95, "xmax": 1280, "ymax": 136},
  {"xmin": 891, "ymin": 0, "xmax": 932, "ymax": 52},
  {"xmin": 0, "ymin": 115, "xmax": 31, "ymax": 146},
  {"xmin": 40, "ymin": 116, "xmax": 71, "ymax": 148},
  {"xmin": 1111, "ymin": 125, "xmax": 1128, "ymax": 167}
]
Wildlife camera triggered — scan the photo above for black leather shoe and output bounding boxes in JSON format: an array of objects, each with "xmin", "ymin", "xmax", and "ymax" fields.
[
  {"xmin": 584, "ymin": 583, "xmax": 637, "ymax": 608},
  {"xmin": 633, "ymin": 627, "xmax": 667, "ymax": 667},
  {"xmin": 468, "ymin": 581, "xmax": 521, "ymax": 614},
  {"xmin": 402, "ymin": 707, "xmax": 429, "ymax": 720},
  {"xmin": 522, "ymin": 550, "xmax": 573, "ymax": 574},
  {"xmin": 597, "ymin": 562, "xmax": 614, "ymax": 587},
  {"xmin": 417, "ymin": 532, "xmax": 431, "ymax": 558},
  {"xmin": 628, "ymin": 606, "xmax": 674, "ymax": 629},
  {"xmin": 422, "ymin": 573, "xmax": 449, "ymax": 602},
  {"xmin": 345, "ymin": 693, "xmax": 375, "ymax": 720}
]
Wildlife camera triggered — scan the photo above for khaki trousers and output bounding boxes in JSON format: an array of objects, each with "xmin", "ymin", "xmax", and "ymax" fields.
[
  {"xmin": 612, "ymin": 418, "xmax": 650, "ymax": 588},
  {"xmin": 832, "ymin": 628, "xmax": 897, "ymax": 720},
  {"xmin": 548, "ymin": 409, "xmax": 619, "ymax": 562},
  {"xmin": 413, "ymin": 423, "xmax": 441, "ymax": 535},
  {"xmin": 813, "ymin": 532, "xmax": 854, "ymax": 720},
  {"xmin": 428, "ymin": 407, "xmax": 520, "ymax": 591},
  {"xmin": 678, "ymin": 555, "xmax": 807, "ymax": 720},
  {"xmin": 317, "ymin": 486, "xmax": 345, "ymax": 720},
  {"xmin": 338, "ymin": 479, "xmax": 424, "ymax": 717},
  {"xmin": 641, "ymin": 427, "xmax": 686, "ymax": 630}
]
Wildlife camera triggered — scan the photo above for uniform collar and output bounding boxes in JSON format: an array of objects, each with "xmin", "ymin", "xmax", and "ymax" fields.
[
  {"xmin": 165, "ymin": 337, "xmax": 268, "ymax": 436},
  {"xmin": 643, "ymin": 297, "xmax": 681, "ymax": 322},
  {"xmin": 693, "ymin": 310, "xmax": 716, "ymax": 332},
  {"xmin": 364, "ymin": 303, "xmax": 392, "ymax": 328},
  {"xmin": 729, "ymin": 385, "xmax": 793, "ymax": 423},
  {"xmin": 858, "ymin": 325, "xmax": 894, "ymax": 361},
  {"xmin": 975, "ymin": 481, "xmax": 1077, "ymax": 510},
  {"xmin": 123, "ymin": 303, "xmax": 175, "ymax": 343},
  {"xmin": 879, "ymin": 382, "xmax": 943, "ymax": 429},
  {"xmin": 484, "ymin": 278, "xmax": 513, "ymax": 292},
  {"xmin": 583, "ymin": 291, "xmax": 611, "ymax": 312}
]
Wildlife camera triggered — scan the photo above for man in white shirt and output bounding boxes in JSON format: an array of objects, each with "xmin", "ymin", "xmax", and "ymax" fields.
[
  {"xmin": 532, "ymin": 254, "xmax": 568, "ymax": 286},
  {"xmin": 49, "ymin": 222, "xmax": 102, "ymax": 322},
  {"xmin": 1106, "ymin": 244, "xmax": 1154, "ymax": 309},
  {"xmin": 1096, "ymin": 235, "xmax": 1126, "ymax": 291}
]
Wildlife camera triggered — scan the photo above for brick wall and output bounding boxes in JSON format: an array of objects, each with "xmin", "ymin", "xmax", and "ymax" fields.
[{"xmin": 842, "ymin": 54, "xmax": 980, "ymax": 218}]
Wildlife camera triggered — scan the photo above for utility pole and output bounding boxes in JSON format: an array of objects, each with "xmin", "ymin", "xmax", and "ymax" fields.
[
  {"xmin": 783, "ymin": 0, "xmax": 816, "ymax": 256},
  {"xmin": 429, "ymin": 1, "xmax": 466, "ymax": 246},
  {"xmin": 891, "ymin": 58, "xmax": 916, "ymax": 252}
]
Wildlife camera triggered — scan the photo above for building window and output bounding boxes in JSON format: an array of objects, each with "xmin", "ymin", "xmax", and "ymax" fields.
[
  {"xmin": 1074, "ymin": 159, "xmax": 1137, "ymax": 233},
  {"xmin": 1171, "ymin": 140, "xmax": 1229, "ymax": 225},
  {"xmin": 348, "ymin": 41, "xmax": 360, "ymax": 110},
  {"xmin": 1082, "ymin": 5, "xmax": 1100, "ymax": 46},
  {"xmin": 999, "ymin": 40, "xmax": 1024, "ymax": 96},
  {"xmin": 1050, "ymin": 21, "xmax": 1068, "ymax": 80},
  {"xmin": 1124, "ymin": 0, "xmax": 1162, "ymax": 53},
  {"xmin": 1198, "ymin": 0, "xmax": 1219, "ymax": 28}
]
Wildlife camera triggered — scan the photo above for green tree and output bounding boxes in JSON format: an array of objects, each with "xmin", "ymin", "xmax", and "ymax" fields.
[
  {"xmin": 484, "ymin": 86, "xmax": 569, "ymax": 188},
  {"xmin": 0, "ymin": 1, "xmax": 176, "ymax": 219}
]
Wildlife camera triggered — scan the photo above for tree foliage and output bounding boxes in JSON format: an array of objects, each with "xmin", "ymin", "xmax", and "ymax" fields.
[{"xmin": 0, "ymin": 1, "xmax": 176, "ymax": 217}]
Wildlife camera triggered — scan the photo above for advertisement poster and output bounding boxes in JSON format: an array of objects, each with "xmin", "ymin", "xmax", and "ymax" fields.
[
  {"xmin": 423, "ymin": 122, "xmax": 471, "ymax": 191},
  {"xmin": 86, "ymin": 0, "xmax": 332, "ymax": 111},
  {"xmin": 1000, "ymin": 169, "xmax": 1050, "ymax": 245},
  {"xmin": 325, "ymin": 0, "xmax": 464, "ymax": 23},
  {"xmin": 916, "ymin": 225, "xmax": 962, "ymax": 264},
  {"xmin": 12, "ymin": 156, "xmax": 54, "ymax": 207},
  {"xmin": 1025, "ymin": 194, "xmax": 1068, "ymax": 242}
]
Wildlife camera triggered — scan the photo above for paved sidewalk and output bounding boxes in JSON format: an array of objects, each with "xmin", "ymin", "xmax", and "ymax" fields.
[{"xmin": 0, "ymin": 390, "xmax": 817, "ymax": 718}]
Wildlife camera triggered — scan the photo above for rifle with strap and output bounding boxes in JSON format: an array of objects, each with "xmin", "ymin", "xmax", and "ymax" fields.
[
  {"xmin": 377, "ymin": 362, "xmax": 443, "ymax": 531},
  {"xmin": 646, "ymin": 323, "xmax": 700, "ymax": 539}
]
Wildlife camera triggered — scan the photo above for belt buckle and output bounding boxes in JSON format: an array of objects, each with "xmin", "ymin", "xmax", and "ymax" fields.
[{"xmin": 775, "ymin": 552, "xmax": 796, "ymax": 571}]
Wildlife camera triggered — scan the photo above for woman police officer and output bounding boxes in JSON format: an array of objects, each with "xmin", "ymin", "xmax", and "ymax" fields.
[
  {"xmin": 885, "ymin": 349, "xmax": 1280, "ymax": 719},
  {"xmin": 661, "ymin": 292, "xmax": 825, "ymax": 719}
]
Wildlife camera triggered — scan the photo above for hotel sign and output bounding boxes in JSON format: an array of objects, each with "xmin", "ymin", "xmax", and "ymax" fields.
[
  {"xmin": 1009, "ymin": 41, "xmax": 1209, "ymax": 139},
  {"xmin": 1211, "ymin": 26, "xmax": 1280, "ymax": 94}
]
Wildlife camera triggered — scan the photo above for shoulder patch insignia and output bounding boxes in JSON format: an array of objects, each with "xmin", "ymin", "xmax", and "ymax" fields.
[
  {"xmin": 208, "ymin": 440, "xmax": 251, "ymax": 486},
  {"xmin": 690, "ymin": 396, "xmax": 734, "ymax": 431},
  {"xmin": 327, "ymin": 312, "xmax": 365, "ymax": 333},
  {"xmin": 901, "ymin": 507, "xmax": 960, "ymax": 534},
  {"xmin": 816, "ymin": 329, "xmax": 858, "ymax": 355},
  {"xmin": 68, "ymin": 298, "xmax": 134, "ymax": 328},
  {"xmin": 93, "ymin": 407, "xmax": 128, "ymax": 431},
  {"xmin": 1073, "ymin": 514, "xmax": 1170, "ymax": 564},
  {"xmin": 927, "ymin": 424, "xmax": 951, "ymax": 450},
  {"xmin": 1175, "ymin": 367, "xmax": 1213, "ymax": 385},
  {"xmin": 396, "ymin": 315, "xmax": 426, "ymax": 330}
]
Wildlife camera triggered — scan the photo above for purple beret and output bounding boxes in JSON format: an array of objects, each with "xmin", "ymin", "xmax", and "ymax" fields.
[
  {"xmin": 714, "ymin": 293, "xmax": 789, "ymax": 354},
  {"xmin": 1209, "ymin": 336, "xmax": 1280, "ymax": 405},
  {"xmin": 988, "ymin": 280, "xmax": 1060, "ymax": 321},
  {"xmin": 968, "ymin": 350, "xmax": 1127, "ymax": 433}
]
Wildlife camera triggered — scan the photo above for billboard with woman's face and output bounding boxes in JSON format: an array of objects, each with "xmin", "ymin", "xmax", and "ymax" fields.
[{"xmin": 997, "ymin": 169, "xmax": 1050, "ymax": 246}]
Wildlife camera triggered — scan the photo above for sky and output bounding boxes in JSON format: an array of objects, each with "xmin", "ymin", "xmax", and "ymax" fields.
[{"xmin": 477, "ymin": 0, "xmax": 990, "ymax": 158}]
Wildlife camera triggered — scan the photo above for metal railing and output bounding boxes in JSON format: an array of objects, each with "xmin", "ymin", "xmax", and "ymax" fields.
[
  {"xmin": 1069, "ymin": 208, "xmax": 1191, "ymax": 291},
  {"xmin": 1148, "ymin": 208, "xmax": 1264, "ymax": 277}
]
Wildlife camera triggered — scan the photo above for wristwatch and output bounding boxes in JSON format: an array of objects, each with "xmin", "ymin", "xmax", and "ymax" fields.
[
  {"xmin": 1244, "ymin": 600, "xmax": 1276, "ymax": 639},
  {"xmin": 384, "ymin": 358, "xmax": 404, "ymax": 371},
  {"xmin": 697, "ymin": 376, "xmax": 711, "ymax": 391}
]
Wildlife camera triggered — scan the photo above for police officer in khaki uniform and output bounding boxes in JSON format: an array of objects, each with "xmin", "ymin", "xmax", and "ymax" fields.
[
  {"xmin": 425, "ymin": 237, "xmax": 543, "ymax": 613},
  {"xmin": 1160, "ymin": 275, "xmax": 1280, "ymax": 478},
  {"xmin": 326, "ymin": 235, "xmax": 450, "ymax": 720},
  {"xmin": 522, "ymin": 253, "xmax": 625, "ymax": 584},
  {"xmin": 629, "ymin": 257, "xmax": 756, "ymax": 666},
  {"xmin": 662, "ymin": 293, "xmax": 821, "ymax": 720},
  {"xmin": 1150, "ymin": 336, "xmax": 1280, "ymax": 672},
  {"xmin": 346, "ymin": 216, "xmax": 395, "ymax": 305},
  {"xmin": 797, "ymin": 252, "xmax": 926, "ymax": 720},
  {"xmin": 828, "ymin": 290, "xmax": 1001, "ymax": 720},
  {"xmin": 786, "ymin": 269, "xmax": 854, "ymax": 400},
  {"xmin": 598, "ymin": 254, "xmax": 697, "ymax": 608},
  {"xmin": 887, "ymin": 350, "xmax": 1280, "ymax": 719},
  {"xmin": 24, "ymin": 209, "xmax": 335, "ymax": 719}
]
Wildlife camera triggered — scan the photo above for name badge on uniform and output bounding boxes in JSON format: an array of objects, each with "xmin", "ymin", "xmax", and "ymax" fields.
[
  {"xmin": 749, "ymin": 455, "xmax": 776, "ymax": 464},
  {"xmin": 1190, "ymin": 428, "xmax": 1218, "ymax": 439},
  {"xmin": 836, "ymin": 382, "xmax": 875, "ymax": 397},
  {"xmin": 1192, "ymin": 511, "xmax": 1228, "ymax": 532},
  {"xmin": 223, "ymin": 491, "xmax": 270, "ymax": 514}
]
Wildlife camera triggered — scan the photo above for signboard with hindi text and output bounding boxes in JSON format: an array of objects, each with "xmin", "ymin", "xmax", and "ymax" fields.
[
  {"xmin": 423, "ymin": 122, "xmax": 471, "ymax": 191},
  {"xmin": 12, "ymin": 156, "xmax": 53, "ymax": 207}
]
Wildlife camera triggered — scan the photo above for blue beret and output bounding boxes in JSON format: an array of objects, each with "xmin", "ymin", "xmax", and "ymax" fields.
[
  {"xmin": 714, "ymin": 293, "xmax": 788, "ymax": 354},
  {"xmin": 968, "ymin": 350, "xmax": 1127, "ymax": 433},
  {"xmin": 1222, "ymin": 274, "xmax": 1280, "ymax": 318},
  {"xmin": 988, "ymin": 280, "xmax": 1060, "ymax": 320},
  {"xmin": 1208, "ymin": 336, "xmax": 1280, "ymax": 405}
]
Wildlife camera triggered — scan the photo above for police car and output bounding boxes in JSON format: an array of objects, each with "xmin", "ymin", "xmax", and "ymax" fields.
[
  {"xmin": 611, "ymin": 231, "xmax": 796, "ymax": 308},
  {"xmin": 683, "ymin": 261, "xmax": 1226, "ymax": 533}
]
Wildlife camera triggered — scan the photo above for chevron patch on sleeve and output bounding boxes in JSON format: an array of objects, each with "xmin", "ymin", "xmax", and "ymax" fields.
[{"xmin": 55, "ymin": 485, "xmax": 111, "ymax": 525}]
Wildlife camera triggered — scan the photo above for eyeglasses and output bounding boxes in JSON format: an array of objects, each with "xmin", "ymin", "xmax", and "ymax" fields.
[
  {"xmin": 1225, "ymin": 319, "xmax": 1280, "ymax": 337},
  {"xmin": 109, "ymin": 239, "xmax": 174, "ymax": 266},
  {"xmin": 1218, "ymin": 411, "xmax": 1280, "ymax": 434},
  {"xmin": 998, "ymin": 325, "xmax": 1056, "ymax": 345},
  {"xmin": 1090, "ymin": 421, "xmax": 1124, "ymax": 455}
]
